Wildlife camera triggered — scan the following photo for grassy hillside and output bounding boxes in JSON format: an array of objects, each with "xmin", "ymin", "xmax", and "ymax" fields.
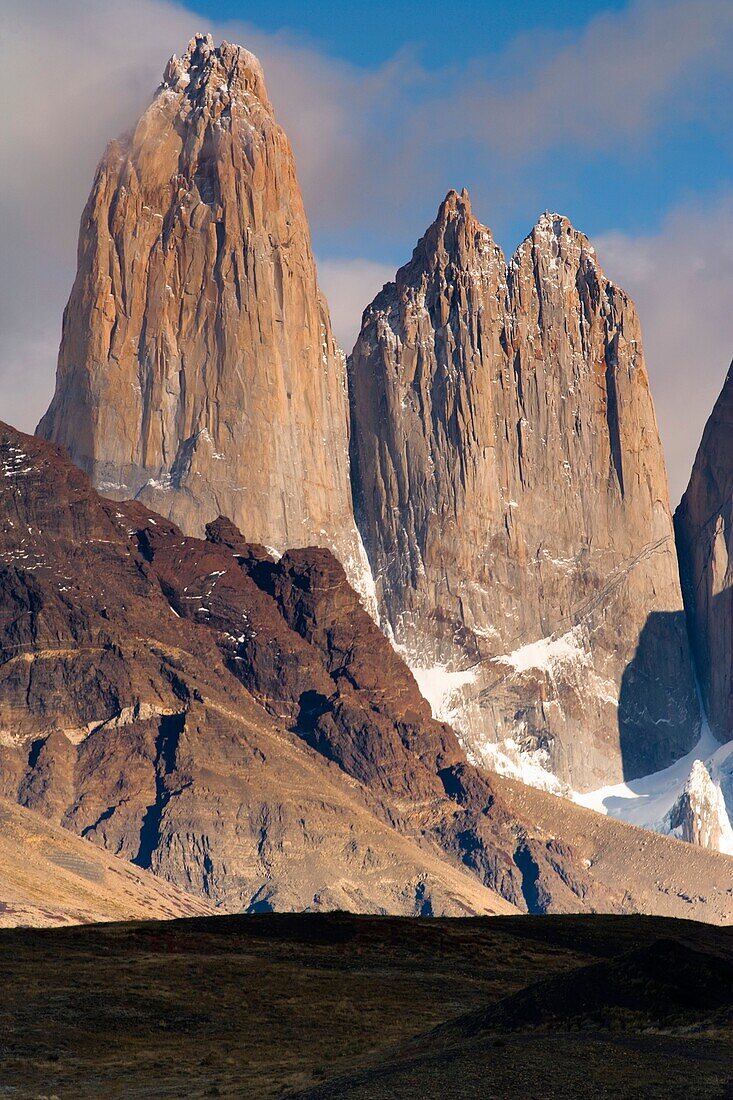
[{"xmin": 0, "ymin": 912, "xmax": 731, "ymax": 1098}]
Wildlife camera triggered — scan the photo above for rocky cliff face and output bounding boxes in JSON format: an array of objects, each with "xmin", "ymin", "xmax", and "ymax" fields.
[
  {"xmin": 664, "ymin": 760, "xmax": 733, "ymax": 852},
  {"xmin": 2, "ymin": 422, "xmax": 732, "ymax": 923},
  {"xmin": 675, "ymin": 362, "xmax": 733, "ymax": 743},
  {"xmin": 37, "ymin": 34, "xmax": 373, "ymax": 607},
  {"xmin": 349, "ymin": 190, "xmax": 698, "ymax": 791}
]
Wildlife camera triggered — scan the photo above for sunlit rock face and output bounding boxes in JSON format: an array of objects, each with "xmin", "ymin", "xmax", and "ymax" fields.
[
  {"xmin": 675, "ymin": 361, "xmax": 733, "ymax": 745},
  {"xmin": 665, "ymin": 760, "xmax": 733, "ymax": 853},
  {"xmin": 349, "ymin": 189, "xmax": 699, "ymax": 791},
  {"xmin": 37, "ymin": 35, "xmax": 374, "ymax": 609}
]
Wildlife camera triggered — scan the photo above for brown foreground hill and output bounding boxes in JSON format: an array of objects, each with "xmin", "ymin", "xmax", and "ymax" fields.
[
  {"xmin": 1, "ymin": 421, "xmax": 732, "ymax": 922},
  {"xmin": 0, "ymin": 911, "xmax": 731, "ymax": 1099},
  {"xmin": 0, "ymin": 795, "xmax": 213, "ymax": 926}
]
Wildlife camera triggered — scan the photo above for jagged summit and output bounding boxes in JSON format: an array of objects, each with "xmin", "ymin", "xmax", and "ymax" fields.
[
  {"xmin": 406, "ymin": 194, "xmax": 602, "ymax": 291},
  {"xmin": 160, "ymin": 33, "xmax": 270, "ymax": 110},
  {"xmin": 394, "ymin": 189, "xmax": 504, "ymax": 290},
  {"xmin": 349, "ymin": 190, "xmax": 698, "ymax": 790},
  {"xmin": 435, "ymin": 187, "xmax": 472, "ymax": 217},
  {"xmin": 510, "ymin": 210, "xmax": 599, "ymax": 272}
]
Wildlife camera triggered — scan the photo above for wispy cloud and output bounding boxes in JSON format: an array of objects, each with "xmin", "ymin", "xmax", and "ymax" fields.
[
  {"xmin": 317, "ymin": 259, "xmax": 395, "ymax": 354},
  {"xmin": 597, "ymin": 194, "xmax": 733, "ymax": 503},
  {"xmin": 437, "ymin": 0, "xmax": 733, "ymax": 157}
]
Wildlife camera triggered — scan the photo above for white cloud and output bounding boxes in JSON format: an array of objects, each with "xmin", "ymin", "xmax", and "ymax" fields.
[
  {"xmin": 438, "ymin": 0, "xmax": 733, "ymax": 158},
  {"xmin": 317, "ymin": 259, "xmax": 395, "ymax": 354},
  {"xmin": 597, "ymin": 195, "xmax": 733, "ymax": 504},
  {"xmin": 0, "ymin": 0, "xmax": 202, "ymax": 432}
]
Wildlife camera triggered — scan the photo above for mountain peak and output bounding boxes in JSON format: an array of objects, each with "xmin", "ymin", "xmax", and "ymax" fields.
[
  {"xmin": 38, "ymin": 31, "xmax": 369, "ymax": 606},
  {"xmin": 528, "ymin": 210, "xmax": 590, "ymax": 247},
  {"xmin": 508, "ymin": 211, "xmax": 599, "ymax": 276},
  {"xmin": 435, "ymin": 187, "xmax": 473, "ymax": 224},
  {"xmin": 161, "ymin": 34, "xmax": 270, "ymax": 110}
]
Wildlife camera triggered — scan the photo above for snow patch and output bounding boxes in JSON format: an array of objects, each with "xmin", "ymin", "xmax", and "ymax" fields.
[
  {"xmin": 342, "ymin": 530, "xmax": 380, "ymax": 623},
  {"xmin": 495, "ymin": 627, "xmax": 590, "ymax": 675},
  {"xmin": 406, "ymin": 661, "xmax": 477, "ymax": 724},
  {"xmin": 574, "ymin": 717, "xmax": 733, "ymax": 854},
  {"xmin": 477, "ymin": 736, "xmax": 569, "ymax": 796}
]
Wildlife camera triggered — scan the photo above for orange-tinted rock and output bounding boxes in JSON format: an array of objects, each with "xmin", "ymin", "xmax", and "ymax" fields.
[
  {"xmin": 349, "ymin": 191, "xmax": 698, "ymax": 789},
  {"xmin": 37, "ymin": 35, "xmax": 374, "ymax": 610}
]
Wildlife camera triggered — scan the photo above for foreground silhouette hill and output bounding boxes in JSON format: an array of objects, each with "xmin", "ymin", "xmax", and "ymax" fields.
[{"xmin": 0, "ymin": 912, "xmax": 731, "ymax": 1098}]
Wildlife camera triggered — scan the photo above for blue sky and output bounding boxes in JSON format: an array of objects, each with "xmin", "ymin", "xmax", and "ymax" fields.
[
  {"xmin": 186, "ymin": 0, "xmax": 733, "ymax": 264},
  {"xmin": 2, "ymin": 0, "xmax": 733, "ymax": 499},
  {"xmin": 190, "ymin": 1, "xmax": 629, "ymax": 69}
]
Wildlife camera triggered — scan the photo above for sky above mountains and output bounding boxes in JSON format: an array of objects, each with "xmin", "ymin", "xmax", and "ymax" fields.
[{"xmin": 2, "ymin": 0, "xmax": 733, "ymax": 500}]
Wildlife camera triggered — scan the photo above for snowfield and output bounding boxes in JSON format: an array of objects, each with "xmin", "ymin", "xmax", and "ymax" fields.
[{"xmin": 574, "ymin": 719, "xmax": 733, "ymax": 854}]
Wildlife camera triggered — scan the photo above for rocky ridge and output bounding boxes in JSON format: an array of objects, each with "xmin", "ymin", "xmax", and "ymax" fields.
[
  {"xmin": 349, "ymin": 189, "xmax": 698, "ymax": 791},
  {"xmin": 1, "ymin": 422, "xmax": 732, "ymax": 922}
]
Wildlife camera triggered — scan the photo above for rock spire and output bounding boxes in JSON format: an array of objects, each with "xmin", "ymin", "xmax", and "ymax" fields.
[
  {"xmin": 349, "ymin": 190, "xmax": 699, "ymax": 790},
  {"xmin": 38, "ymin": 35, "xmax": 374, "ymax": 606}
]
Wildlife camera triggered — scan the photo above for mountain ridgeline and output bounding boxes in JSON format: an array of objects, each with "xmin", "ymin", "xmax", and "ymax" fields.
[{"xmin": 7, "ymin": 33, "xmax": 730, "ymax": 916}]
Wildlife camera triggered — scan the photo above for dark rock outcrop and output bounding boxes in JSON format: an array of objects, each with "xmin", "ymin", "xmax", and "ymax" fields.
[
  {"xmin": 675, "ymin": 361, "xmax": 733, "ymax": 742},
  {"xmin": 0, "ymin": 423, "xmax": 509, "ymax": 917}
]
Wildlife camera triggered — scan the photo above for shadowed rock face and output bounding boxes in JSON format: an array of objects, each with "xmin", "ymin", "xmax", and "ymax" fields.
[
  {"xmin": 36, "ymin": 34, "xmax": 373, "ymax": 609},
  {"xmin": 349, "ymin": 189, "xmax": 699, "ymax": 790},
  {"xmin": 675, "ymin": 361, "xmax": 733, "ymax": 743},
  {"xmin": 3, "ymin": 421, "xmax": 732, "ymax": 922}
]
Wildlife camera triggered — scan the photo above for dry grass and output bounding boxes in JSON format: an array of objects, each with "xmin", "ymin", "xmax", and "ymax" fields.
[{"xmin": 0, "ymin": 912, "xmax": 730, "ymax": 1099}]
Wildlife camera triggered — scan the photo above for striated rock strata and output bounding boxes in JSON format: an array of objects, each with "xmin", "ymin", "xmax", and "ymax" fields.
[
  {"xmin": 37, "ymin": 35, "xmax": 373, "ymax": 606},
  {"xmin": 675, "ymin": 361, "xmax": 733, "ymax": 742},
  {"xmin": 1, "ymin": 422, "xmax": 732, "ymax": 922},
  {"xmin": 349, "ymin": 189, "xmax": 698, "ymax": 790}
]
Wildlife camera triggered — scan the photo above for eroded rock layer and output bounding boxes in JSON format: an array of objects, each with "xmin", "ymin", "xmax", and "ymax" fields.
[
  {"xmin": 37, "ymin": 34, "xmax": 372, "ymax": 604},
  {"xmin": 349, "ymin": 190, "xmax": 698, "ymax": 790},
  {"xmin": 675, "ymin": 362, "xmax": 733, "ymax": 743}
]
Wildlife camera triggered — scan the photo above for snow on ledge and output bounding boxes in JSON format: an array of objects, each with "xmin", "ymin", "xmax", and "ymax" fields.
[{"xmin": 494, "ymin": 627, "xmax": 590, "ymax": 675}]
